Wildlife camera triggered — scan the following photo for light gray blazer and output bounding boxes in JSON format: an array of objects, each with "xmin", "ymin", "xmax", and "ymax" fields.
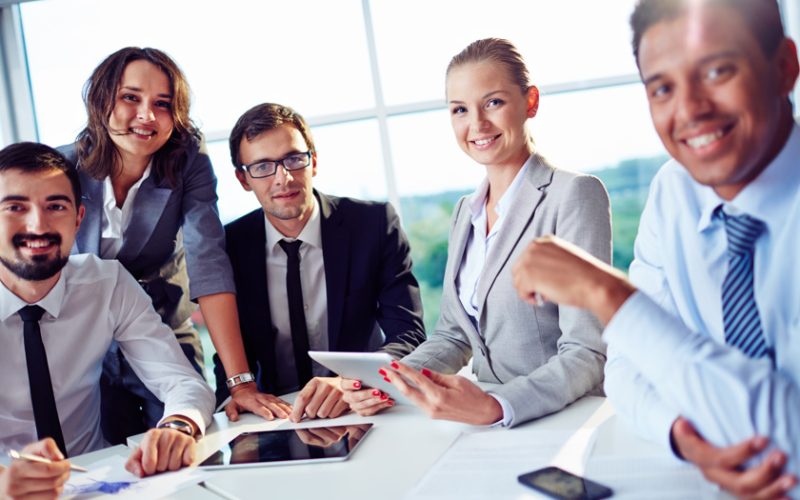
[{"xmin": 403, "ymin": 154, "xmax": 611, "ymax": 426}]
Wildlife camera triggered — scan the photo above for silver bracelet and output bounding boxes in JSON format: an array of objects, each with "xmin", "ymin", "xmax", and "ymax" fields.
[{"xmin": 226, "ymin": 371, "xmax": 256, "ymax": 390}]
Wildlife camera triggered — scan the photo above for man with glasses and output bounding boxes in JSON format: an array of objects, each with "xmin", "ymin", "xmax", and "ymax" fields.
[{"xmin": 215, "ymin": 103, "xmax": 425, "ymax": 423}]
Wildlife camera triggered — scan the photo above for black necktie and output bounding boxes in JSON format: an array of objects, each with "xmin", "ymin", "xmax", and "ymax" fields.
[
  {"xmin": 278, "ymin": 240, "xmax": 313, "ymax": 387},
  {"xmin": 19, "ymin": 305, "xmax": 67, "ymax": 457}
]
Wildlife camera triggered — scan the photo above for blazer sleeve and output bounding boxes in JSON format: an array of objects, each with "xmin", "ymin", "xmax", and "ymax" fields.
[
  {"xmin": 490, "ymin": 174, "xmax": 610, "ymax": 426},
  {"xmin": 402, "ymin": 197, "xmax": 474, "ymax": 372},
  {"xmin": 179, "ymin": 140, "xmax": 236, "ymax": 300},
  {"xmin": 375, "ymin": 202, "xmax": 427, "ymax": 358}
]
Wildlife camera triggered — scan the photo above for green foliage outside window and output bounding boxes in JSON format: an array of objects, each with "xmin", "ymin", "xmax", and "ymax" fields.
[{"xmin": 401, "ymin": 156, "xmax": 667, "ymax": 333}]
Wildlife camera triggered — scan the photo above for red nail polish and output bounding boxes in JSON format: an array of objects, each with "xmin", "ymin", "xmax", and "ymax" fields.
[
  {"xmin": 387, "ymin": 400, "xmax": 395, "ymax": 407},
  {"xmin": 391, "ymin": 361, "xmax": 400, "ymax": 369},
  {"xmin": 378, "ymin": 368, "xmax": 387, "ymax": 376},
  {"xmin": 421, "ymin": 368, "xmax": 432, "ymax": 378},
  {"xmin": 372, "ymin": 389, "xmax": 380, "ymax": 396},
  {"xmin": 380, "ymin": 393, "xmax": 388, "ymax": 400},
  {"xmin": 353, "ymin": 380, "xmax": 361, "ymax": 389},
  {"xmin": 383, "ymin": 377, "xmax": 391, "ymax": 383}
]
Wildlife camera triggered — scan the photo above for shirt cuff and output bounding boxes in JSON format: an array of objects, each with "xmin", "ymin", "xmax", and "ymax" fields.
[{"xmin": 487, "ymin": 393, "xmax": 514, "ymax": 427}]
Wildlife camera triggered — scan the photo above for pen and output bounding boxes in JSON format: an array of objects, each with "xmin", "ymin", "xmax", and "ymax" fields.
[{"xmin": 8, "ymin": 449, "xmax": 88, "ymax": 473}]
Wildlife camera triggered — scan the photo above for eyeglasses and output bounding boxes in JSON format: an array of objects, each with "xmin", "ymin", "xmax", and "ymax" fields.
[{"xmin": 242, "ymin": 151, "xmax": 312, "ymax": 178}]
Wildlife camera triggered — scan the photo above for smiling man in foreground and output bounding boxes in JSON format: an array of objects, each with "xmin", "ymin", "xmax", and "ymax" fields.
[
  {"xmin": 511, "ymin": 0, "xmax": 800, "ymax": 498},
  {"xmin": 0, "ymin": 142, "xmax": 214, "ymax": 497}
]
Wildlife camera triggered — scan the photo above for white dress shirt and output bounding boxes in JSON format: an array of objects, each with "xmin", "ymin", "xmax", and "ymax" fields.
[
  {"xmin": 99, "ymin": 164, "xmax": 152, "ymax": 259},
  {"xmin": 0, "ymin": 254, "xmax": 214, "ymax": 456},
  {"xmin": 264, "ymin": 199, "xmax": 329, "ymax": 393},
  {"xmin": 604, "ymin": 124, "xmax": 800, "ymax": 477},
  {"xmin": 455, "ymin": 159, "xmax": 530, "ymax": 426}
]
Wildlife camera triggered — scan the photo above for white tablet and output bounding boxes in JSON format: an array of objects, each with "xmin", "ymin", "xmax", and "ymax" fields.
[
  {"xmin": 198, "ymin": 423, "xmax": 373, "ymax": 469},
  {"xmin": 308, "ymin": 351, "xmax": 411, "ymax": 404}
]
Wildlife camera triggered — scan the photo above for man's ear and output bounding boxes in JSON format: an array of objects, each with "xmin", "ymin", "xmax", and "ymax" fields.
[
  {"xmin": 311, "ymin": 151, "xmax": 318, "ymax": 177},
  {"xmin": 235, "ymin": 169, "xmax": 253, "ymax": 191},
  {"xmin": 526, "ymin": 86, "xmax": 540, "ymax": 118},
  {"xmin": 75, "ymin": 204, "xmax": 85, "ymax": 230},
  {"xmin": 776, "ymin": 38, "xmax": 800, "ymax": 96}
]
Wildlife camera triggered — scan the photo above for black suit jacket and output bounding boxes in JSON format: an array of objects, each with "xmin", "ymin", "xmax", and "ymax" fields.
[{"xmin": 216, "ymin": 191, "xmax": 425, "ymax": 400}]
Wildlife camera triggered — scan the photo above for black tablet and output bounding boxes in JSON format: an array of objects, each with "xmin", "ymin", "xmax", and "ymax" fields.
[{"xmin": 198, "ymin": 423, "xmax": 373, "ymax": 469}]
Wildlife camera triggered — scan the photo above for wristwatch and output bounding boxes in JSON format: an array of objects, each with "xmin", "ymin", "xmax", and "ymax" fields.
[
  {"xmin": 226, "ymin": 371, "xmax": 256, "ymax": 390},
  {"xmin": 157, "ymin": 419, "xmax": 196, "ymax": 440}
]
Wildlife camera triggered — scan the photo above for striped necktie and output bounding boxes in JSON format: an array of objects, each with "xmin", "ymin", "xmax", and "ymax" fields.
[{"xmin": 720, "ymin": 211, "xmax": 770, "ymax": 359}]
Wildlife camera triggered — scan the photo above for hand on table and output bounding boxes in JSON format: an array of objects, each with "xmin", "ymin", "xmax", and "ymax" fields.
[
  {"xmin": 290, "ymin": 377, "xmax": 351, "ymax": 423},
  {"xmin": 511, "ymin": 235, "xmax": 634, "ymax": 325},
  {"xmin": 226, "ymin": 383, "xmax": 292, "ymax": 422},
  {"xmin": 383, "ymin": 361, "xmax": 502, "ymax": 425},
  {"xmin": 125, "ymin": 427, "xmax": 197, "ymax": 477},
  {"xmin": 340, "ymin": 377, "xmax": 394, "ymax": 416},
  {"xmin": 0, "ymin": 438, "xmax": 70, "ymax": 499},
  {"xmin": 671, "ymin": 417, "xmax": 797, "ymax": 499}
]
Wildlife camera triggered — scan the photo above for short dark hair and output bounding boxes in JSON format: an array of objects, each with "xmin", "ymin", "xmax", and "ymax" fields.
[
  {"xmin": 631, "ymin": 0, "xmax": 785, "ymax": 63},
  {"xmin": 228, "ymin": 103, "xmax": 316, "ymax": 169},
  {"xmin": 446, "ymin": 38, "xmax": 532, "ymax": 95},
  {"xmin": 0, "ymin": 142, "xmax": 82, "ymax": 207}
]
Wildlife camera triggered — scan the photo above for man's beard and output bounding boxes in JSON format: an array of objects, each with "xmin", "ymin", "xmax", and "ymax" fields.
[{"xmin": 0, "ymin": 233, "xmax": 69, "ymax": 281}]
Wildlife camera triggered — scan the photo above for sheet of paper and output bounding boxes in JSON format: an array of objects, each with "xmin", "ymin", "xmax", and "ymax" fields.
[
  {"xmin": 62, "ymin": 455, "xmax": 206, "ymax": 499},
  {"xmin": 405, "ymin": 428, "xmax": 574, "ymax": 499},
  {"xmin": 584, "ymin": 455, "xmax": 723, "ymax": 499}
]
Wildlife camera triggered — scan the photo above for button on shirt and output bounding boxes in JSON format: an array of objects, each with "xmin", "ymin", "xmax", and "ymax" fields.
[
  {"xmin": 455, "ymin": 158, "xmax": 530, "ymax": 425},
  {"xmin": 100, "ymin": 164, "xmax": 152, "ymax": 259},
  {"xmin": 0, "ymin": 254, "xmax": 214, "ymax": 456},
  {"xmin": 264, "ymin": 199, "xmax": 329, "ymax": 394},
  {"xmin": 603, "ymin": 124, "xmax": 800, "ymax": 476}
]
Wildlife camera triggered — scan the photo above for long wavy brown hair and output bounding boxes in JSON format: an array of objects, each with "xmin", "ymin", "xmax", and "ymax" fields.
[{"xmin": 76, "ymin": 47, "xmax": 200, "ymax": 187}]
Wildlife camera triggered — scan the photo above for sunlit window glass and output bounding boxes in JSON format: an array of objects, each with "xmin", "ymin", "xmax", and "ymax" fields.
[
  {"xmin": 370, "ymin": 0, "xmax": 639, "ymax": 106},
  {"xmin": 20, "ymin": 0, "xmax": 374, "ymax": 146}
]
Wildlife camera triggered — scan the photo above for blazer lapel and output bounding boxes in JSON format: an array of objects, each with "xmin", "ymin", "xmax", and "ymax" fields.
[
  {"xmin": 444, "ymin": 198, "xmax": 482, "ymax": 336},
  {"xmin": 319, "ymin": 192, "xmax": 350, "ymax": 350},
  {"xmin": 116, "ymin": 176, "xmax": 172, "ymax": 263},
  {"xmin": 475, "ymin": 155, "xmax": 553, "ymax": 314},
  {"xmin": 75, "ymin": 176, "xmax": 104, "ymax": 255}
]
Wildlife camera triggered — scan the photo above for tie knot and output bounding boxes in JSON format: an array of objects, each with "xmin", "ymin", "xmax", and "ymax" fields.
[
  {"xmin": 720, "ymin": 211, "xmax": 764, "ymax": 254},
  {"xmin": 19, "ymin": 305, "xmax": 45, "ymax": 322},
  {"xmin": 278, "ymin": 239, "xmax": 303, "ymax": 258}
]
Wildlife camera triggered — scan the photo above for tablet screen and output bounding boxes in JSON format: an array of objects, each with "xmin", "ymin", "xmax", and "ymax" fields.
[{"xmin": 199, "ymin": 424, "xmax": 373, "ymax": 468}]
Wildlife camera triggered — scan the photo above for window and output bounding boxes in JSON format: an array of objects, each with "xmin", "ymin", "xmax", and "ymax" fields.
[
  {"xmin": 17, "ymin": 0, "xmax": 787, "ymax": 351},
  {"xmin": 20, "ymin": 0, "xmax": 373, "ymax": 146}
]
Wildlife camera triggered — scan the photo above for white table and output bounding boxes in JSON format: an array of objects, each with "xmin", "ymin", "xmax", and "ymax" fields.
[{"xmin": 121, "ymin": 394, "xmax": 728, "ymax": 499}]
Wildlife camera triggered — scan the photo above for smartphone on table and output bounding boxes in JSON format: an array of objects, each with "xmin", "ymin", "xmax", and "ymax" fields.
[{"xmin": 517, "ymin": 466, "xmax": 613, "ymax": 500}]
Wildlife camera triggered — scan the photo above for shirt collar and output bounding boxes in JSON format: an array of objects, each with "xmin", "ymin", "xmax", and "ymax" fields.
[
  {"xmin": 696, "ymin": 123, "xmax": 800, "ymax": 233},
  {"xmin": 0, "ymin": 263, "xmax": 68, "ymax": 321},
  {"xmin": 264, "ymin": 197, "xmax": 321, "ymax": 251},
  {"xmin": 466, "ymin": 155, "xmax": 532, "ymax": 222},
  {"xmin": 102, "ymin": 163, "xmax": 152, "ymax": 209}
]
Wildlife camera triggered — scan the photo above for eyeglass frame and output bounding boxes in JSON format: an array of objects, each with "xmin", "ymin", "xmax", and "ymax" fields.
[{"xmin": 240, "ymin": 150, "xmax": 313, "ymax": 178}]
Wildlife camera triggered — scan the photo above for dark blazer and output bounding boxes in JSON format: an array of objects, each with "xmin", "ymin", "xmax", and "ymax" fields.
[
  {"xmin": 62, "ymin": 139, "xmax": 236, "ymax": 328},
  {"xmin": 217, "ymin": 190, "xmax": 425, "ymax": 398}
]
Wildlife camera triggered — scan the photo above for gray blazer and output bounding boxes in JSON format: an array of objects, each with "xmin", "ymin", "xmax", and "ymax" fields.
[
  {"xmin": 403, "ymin": 154, "xmax": 611, "ymax": 426},
  {"xmin": 62, "ymin": 138, "xmax": 236, "ymax": 329}
]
